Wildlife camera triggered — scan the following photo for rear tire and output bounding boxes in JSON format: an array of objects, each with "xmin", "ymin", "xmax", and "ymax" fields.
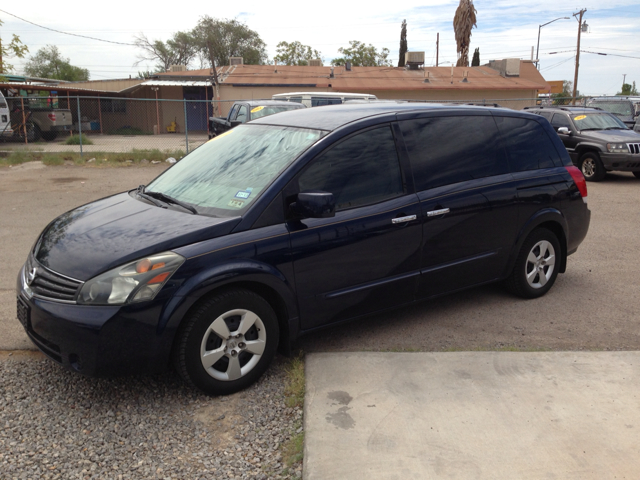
[
  {"xmin": 42, "ymin": 131, "xmax": 58, "ymax": 141},
  {"xmin": 173, "ymin": 289, "xmax": 279, "ymax": 396},
  {"xmin": 579, "ymin": 152, "xmax": 606, "ymax": 182},
  {"xmin": 505, "ymin": 228, "xmax": 561, "ymax": 299}
]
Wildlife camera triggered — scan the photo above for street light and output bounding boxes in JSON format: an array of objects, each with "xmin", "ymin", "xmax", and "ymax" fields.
[{"xmin": 536, "ymin": 17, "xmax": 571, "ymax": 70}]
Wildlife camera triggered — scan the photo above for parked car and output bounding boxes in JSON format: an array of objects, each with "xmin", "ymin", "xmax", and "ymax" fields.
[
  {"xmin": 272, "ymin": 92, "xmax": 377, "ymax": 107},
  {"xmin": 6, "ymin": 95, "xmax": 72, "ymax": 141},
  {"xmin": 17, "ymin": 103, "xmax": 590, "ymax": 395},
  {"xmin": 586, "ymin": 96, "xmax": 640, "ymax": 132},
  {"xmin": 0, "ymin": 91, "xmax": 12, "ymax": 139},
  {"xmin": 524, "ymin": 105, "xmax": 640, "ymax": 181},
  {"xmin": 209, "ymin": 100, "xmax": 305, "ymax": 138}
]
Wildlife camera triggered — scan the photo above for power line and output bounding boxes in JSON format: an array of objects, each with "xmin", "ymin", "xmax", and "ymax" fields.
[{"xmin": 0, "ymin": 8, "xmax": 135, "ymax": 46}]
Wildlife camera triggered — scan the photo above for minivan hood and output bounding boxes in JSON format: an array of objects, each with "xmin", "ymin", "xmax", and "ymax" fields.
[
  {"xmin": 35, "ymin": 192, "xmax": 241, "ymax": 280},
  {"xmin": 580, "ymin": 129, "xmax": 640, "ymax": 143}
]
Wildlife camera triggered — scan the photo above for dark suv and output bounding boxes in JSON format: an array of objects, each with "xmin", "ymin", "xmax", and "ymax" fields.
[
  {"xmin": 525, "ymin": 106, "xmax": 640, "ymax": 181},
  {"xmin": 17, "ymin": 103, "xmax": 590, "ymax": 395}
]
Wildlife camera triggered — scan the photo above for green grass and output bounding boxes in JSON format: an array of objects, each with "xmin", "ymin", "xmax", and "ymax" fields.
[
  {"xmin": 0, "ymin": 150, "xmax": 185, "ymax": 167},
  {"xmin": 280, "ymin": 354, "xmax": 306, "ymax": 475},
  {"xmin": 65, "ymin": 134, "xmax": 93, "ymax": 145},
  {"xmin": 110, "ymin": 126, "xmax": 151, "ymax": 136}
]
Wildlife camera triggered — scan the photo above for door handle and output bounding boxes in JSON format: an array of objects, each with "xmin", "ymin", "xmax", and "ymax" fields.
[
  {"xmin": 392, "ymin": 215, "xmax": 417, "ymax": 224},
  {"xmin": 427, "ymin": 208, "xmax": 450, "ymax": 217}
]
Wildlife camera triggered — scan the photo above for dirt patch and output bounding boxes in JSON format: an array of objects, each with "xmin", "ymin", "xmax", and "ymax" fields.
[
  {"xmin": 0, "ymin": 350, "xmax": 46, "ymax": 361},
  {"xmin": 193, "ymin": 391, "xmax": 248, "ymax": 449},
  {"xmin": 51, "ymin": 177, "xmax": 89, "ymax": 184}
]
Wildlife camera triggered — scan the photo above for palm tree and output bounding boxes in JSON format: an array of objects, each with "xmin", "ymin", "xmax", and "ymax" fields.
[{"xmin": 453, "ymin": 0, "xmax": 477, "ymax": 67}]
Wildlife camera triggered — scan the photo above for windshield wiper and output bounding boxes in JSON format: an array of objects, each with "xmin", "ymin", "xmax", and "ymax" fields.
[
  {"xmin": 144, "ymin": 189, "xmax": 198, "ymax": 215},
  {"xmin": 136, "ymin": 185, "xmax": 167, "ymax": 209},
  {"xmin": 603, "ymin": 127, "xmax": 628, "ymax": 130}
]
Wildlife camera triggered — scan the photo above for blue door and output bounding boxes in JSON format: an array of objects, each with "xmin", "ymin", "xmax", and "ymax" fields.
[
  {"xmin": 288, "ymin": 124, "xmax": 422, "ymax": 330},
  {"xmin": 184, "ymin": 92, "xmax": 207, "ymax": 131}
]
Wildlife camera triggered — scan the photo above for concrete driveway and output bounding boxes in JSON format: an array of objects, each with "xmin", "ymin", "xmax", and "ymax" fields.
[{"xmin": 304, "ymin": 351, "xmax": 640, "ymax": 479}]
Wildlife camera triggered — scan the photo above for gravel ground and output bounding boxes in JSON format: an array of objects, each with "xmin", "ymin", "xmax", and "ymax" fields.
[{"xmin": 0, "ymin": 354, "xmax": 302, "ymax": 480}]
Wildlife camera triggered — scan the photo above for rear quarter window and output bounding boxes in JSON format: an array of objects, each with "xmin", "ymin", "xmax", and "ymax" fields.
[{"xmin": 494, "ymin": 116, "xmax": 564, "ymax": 171}]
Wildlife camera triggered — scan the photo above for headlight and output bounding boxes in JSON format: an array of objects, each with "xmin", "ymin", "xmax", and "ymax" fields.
[
  {"xmin": 607, "ymin": 143, "xmax": 629, "ymax": 153},
  {"xmin": 78, "ymin": 252, "xmax": 185, "ymax": 305}
]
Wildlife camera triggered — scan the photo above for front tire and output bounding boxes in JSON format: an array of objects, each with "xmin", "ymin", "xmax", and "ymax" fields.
[
  {"xmin": 174, "ymin": 289, "xmax": 279, "ymax": 395},
  {"xmin": 580, "ymin": 152, "xmax": 606, "ymax": 182},
  {"xmin": 505, "ymin": 228, "xmax": 561, "ymax": 299}
]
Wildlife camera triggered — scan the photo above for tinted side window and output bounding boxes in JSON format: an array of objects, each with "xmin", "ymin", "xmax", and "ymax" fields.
[
  {"xmin": 236, "ymin": 105, "xmax": 248, "ymax": 123},
  {"xmin": 551, "ymin": 113, "xmax": 572, "ymax": 131},
  {"xmin": 311, "ymin": 97, "xmax": 342, "ymax": 107},
  {"xmin": 494, "ymin": 116, "xmax": 563, "ymax": 171},
  {"xmin": 298, "ymin": 126, "xmax": 403, "ymax": 210},
  {"xmin": 399, "ymin": 115, "xmax": 507, "ymax": 190}
]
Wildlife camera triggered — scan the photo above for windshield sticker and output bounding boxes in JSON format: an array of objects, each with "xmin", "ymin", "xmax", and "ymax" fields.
[
  {"xmin": 235, "ymin": 190, "xmax": 251, "ymax": 199},
  {"xmin": 251, "ymin": 106, "xmax": 265, "ymax": 113},
  {"xmin": 246, "ymin": 187, "xmax": 253, "ymax": 192},
  {"xmin": 228, "ymin": 199, "xmax": 245, "ymax": 209},
  {"xmin": 207, "ymin": 130, "xmax": 234, "ymax": 143},
  {"xmin": 574, "ymin": 115, "xmax": 587, "ymax": 121}
]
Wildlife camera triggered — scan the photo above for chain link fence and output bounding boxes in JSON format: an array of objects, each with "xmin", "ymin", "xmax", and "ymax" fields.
[{"xmin": 0, "ymin": 95, "xmax": 591, "ymax": 158}]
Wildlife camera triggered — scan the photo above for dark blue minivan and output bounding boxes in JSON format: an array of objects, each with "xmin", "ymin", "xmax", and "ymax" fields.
[{"xmin": 17, "ymin": 103, "xmax": 590, "ymax": 395}]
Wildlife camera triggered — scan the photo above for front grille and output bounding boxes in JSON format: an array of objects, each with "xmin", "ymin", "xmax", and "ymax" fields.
[
  {"xmin": 626, "ymin": 162, "xmax": 640, "ymax": 168},
  {"xmin": 628, "ymin": 143, "xmax": 640, "ymax": 154},
  {"xmin": 26, "ymin": 257, "xmax": 83, "ymax": 302}
]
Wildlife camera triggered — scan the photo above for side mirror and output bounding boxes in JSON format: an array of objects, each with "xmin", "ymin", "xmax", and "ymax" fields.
[
  {"xmin": 557, "ymin": 127, "xmax": 571, "ymax": 135},
  {"xmin": 230, "ymin": 120, "xmax": 242, "ymax": 127},
  {"xmin": 290, "ymin": 191, "xmax": 335, "ymax": 219}
]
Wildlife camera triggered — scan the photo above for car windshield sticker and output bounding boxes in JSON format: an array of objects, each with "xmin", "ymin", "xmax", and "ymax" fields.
[
  {"xmin": 251, "ymin": 106, "xmax": 265, "ymax": 113},
  {"xmin": 227, "ymin": 199, "xmax": 245, "ymax": 209},
  {"xmin": 207, "ymin": 130, "xmax": 234, "ymax": 143},
  {"xmin": 574, "ymin": 115, "xmax": 587, "ymax": 121},
  {"xmin": 235, "ymin": 191, "xmax": 251, "ymax": 199},
  {"xmin": 246, "ymin": 187, "xmax": 253, "ymax": 192}
]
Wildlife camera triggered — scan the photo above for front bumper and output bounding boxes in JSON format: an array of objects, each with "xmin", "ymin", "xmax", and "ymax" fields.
[
  {"xmin": 16, "ymin": 265, "xmax": 174, "ymax": 377},
  {"xmin": 600, "ymin": 152, "xmax": 640, "ymax": 171}
]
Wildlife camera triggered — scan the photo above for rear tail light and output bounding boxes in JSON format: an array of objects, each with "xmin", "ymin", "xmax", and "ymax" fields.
[
  {"xmin": 565, "ymin": 166, "xmax": 588, "ymax": 203},
  {"xmin": 47, "ymin": 113, "xmax": 56, "ymax": 121}
]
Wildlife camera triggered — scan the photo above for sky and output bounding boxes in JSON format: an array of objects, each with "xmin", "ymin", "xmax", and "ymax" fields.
[{"xmin": 1, "ymin": 0, "xmax": 639, "ymax": 97}]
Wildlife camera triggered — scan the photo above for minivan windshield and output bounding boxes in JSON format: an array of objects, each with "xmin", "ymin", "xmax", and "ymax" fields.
[
  {"xmin": 145, "ymin": 124, "xmax": 325, "ymax": 216},
  {"xmin": 573, "ymin": 113, "xmax": 628, "ymax": 131}
]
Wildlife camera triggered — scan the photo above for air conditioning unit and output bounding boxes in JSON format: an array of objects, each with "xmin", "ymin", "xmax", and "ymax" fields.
[
  {"xmin": 405, "ymin": 52, "xmax": 425, "ymax": 70},
  {"xmin": 308, "ymin": 59, "xmax": 323, "ymax": 67},
  {"xmin": 170, "ymin": 65, "xmax": 186, "ymax": 72},
  {"xmin": 229, "ymin": 57, "xmax": 244, "ymax": 66},
  {"xmin": 405, "ymin": 52, "xmax": 425, "ymax": 65}
]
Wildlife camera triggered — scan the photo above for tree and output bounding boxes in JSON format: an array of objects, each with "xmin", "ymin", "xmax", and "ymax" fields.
[
  {"xmin": 551, "ymin": 80, "xmax": 580, "ymax": 105},
  {"xmin": 24, "ymin": 46, "xmax": 89, "ymax": 81},
  {"xmin": 398, "ymin": 20, "xmax": 408, "ymax": 68},
  {"xmin": 331, "ymin": 41, "xmax": 392, "ymax": 67},
  {"xmin": 0, "ymin": 17, "xmax": 29, "ymax": 75},
  {"xmin": 453, "ymin": 0, "xmax": 477, "ymax": 67},
  {"xmin": 471, "ymin": 47, "xmax": 480, "ymax": 66},
  {"xmin": 617, "ymin": 82, "xmax": 638, "ymax": 96},
  {"xmin": 134, "ymin": 31, "xmax": 198, "ymax": 72},
  {"xmin": 193, "ymin": 16, "xmax": 267, "ymax": 67},
  {"xmin": 274, "ymin": 41, "xmax": 322, "ymax": 66}
]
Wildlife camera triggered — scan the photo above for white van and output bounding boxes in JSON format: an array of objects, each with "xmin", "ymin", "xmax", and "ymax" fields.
[
  {"xmin": 272, "ymin": 92, "xmax": 377, "ymax": 108},
  {"xmin": 0, "ymin": 91, "xmax": 12, "ymax": 138}
]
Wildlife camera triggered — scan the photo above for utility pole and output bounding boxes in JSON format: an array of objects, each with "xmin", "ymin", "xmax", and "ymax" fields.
[
  {"xmin": 0, "ymin": 38, "xmax": 3, "ymax": 75},
  {"xmin": 572, "ymin": 8, "xmax": 587, "ymax": 105},
  {"xmin": 207, "ymin": 40, "xmax": 221, "ymax": 117},
  {"xmin": 623, "ymin": 73, "xmax": 627, "ymax": 88},
  {"xmin": 436, "ymin": 33, "xmax": 439, "ymax": 67}
]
